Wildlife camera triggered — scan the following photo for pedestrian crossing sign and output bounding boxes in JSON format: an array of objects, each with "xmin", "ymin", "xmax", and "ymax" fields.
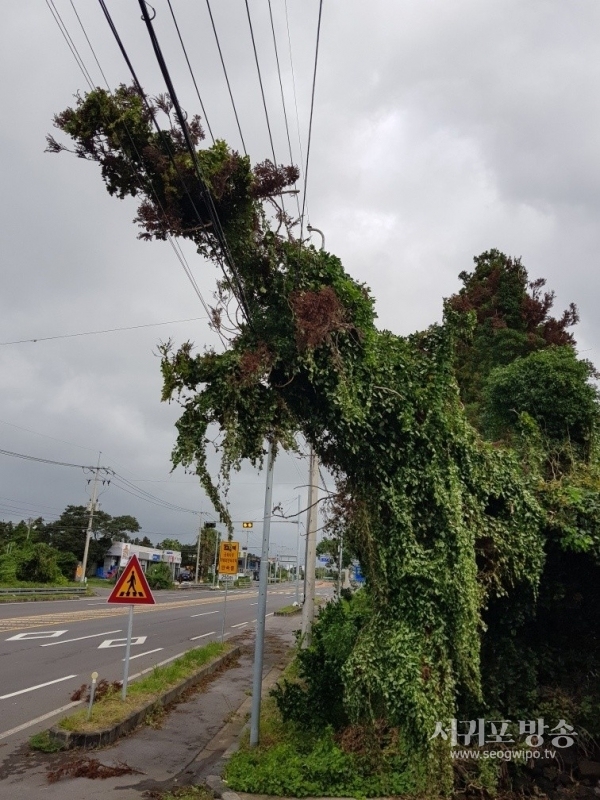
[{"xmin": 107, "ymin": 554, "xmax": 155, "ymax": 605}]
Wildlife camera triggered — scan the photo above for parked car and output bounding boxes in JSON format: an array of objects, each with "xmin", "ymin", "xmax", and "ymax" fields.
[{"xmin": 178, "ymin": 570, "xmax": 193, "ymax": 583}]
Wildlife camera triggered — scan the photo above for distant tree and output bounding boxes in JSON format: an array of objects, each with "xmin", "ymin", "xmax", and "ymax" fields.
[
  {"xmin": 146, "ymin": 561, "xmax": 173, "ymax": 590},
  {"xmin": 448, "ymin": 249, "xmax": 579, "ymax": 424},
  {"xmin": 16, "ymin": 543, "xmax": 63, "ymax": 584},
  {"xmin": 157, "ymin": 538, "xmax": 184, "ymax": 552},
  {"xmin": 131, "ymin": 535, "xmax": 153, "ymax": 547}
]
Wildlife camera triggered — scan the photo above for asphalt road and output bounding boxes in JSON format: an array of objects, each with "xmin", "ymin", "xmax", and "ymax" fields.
[{"xmin": 0, "ymin": 581, "xmax": 324, "ymax": 741}]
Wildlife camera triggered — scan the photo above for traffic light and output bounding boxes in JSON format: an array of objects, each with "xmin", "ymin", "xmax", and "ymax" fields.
[
  {"xmin": 205, "ymin": 522, "xmax": 216, "ymax": 529},
  {"xmin": 242, "ymin": 521, "xmax": 253, "ymax": 529}
]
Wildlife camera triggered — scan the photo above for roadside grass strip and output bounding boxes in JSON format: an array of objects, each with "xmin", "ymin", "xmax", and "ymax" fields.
[
  {"xmin": 57, "ymin": 641, "xmax": 227, "ymax": 734},
  {"xmin": 273, "ymin": 604, "xmax": 301, "ymax": 616}
]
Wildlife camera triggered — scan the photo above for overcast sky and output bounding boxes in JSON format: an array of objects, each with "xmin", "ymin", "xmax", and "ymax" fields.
[{"xmin": 2, "ymin": 1, "xmax": 599, "ymax": 561}]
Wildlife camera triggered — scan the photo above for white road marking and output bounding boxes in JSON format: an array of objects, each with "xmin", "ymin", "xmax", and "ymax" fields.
[
  {"xmin": 250, "ymin": 602, "xmax": 258, "ymax": 606},
  {"xmin": 87, "ymin": 601, "xmax": 109, "ymax": 606},
  {"xmin": 124, "ymin": 648, "xmax": 163, "ymax": 661},
  {"xmin": 190, "ymin": 631, "xmax": 215, "ymax": 641},
  {"xmin": 6, "ymin": 630, "xmax": 67, "ymax": 641},
  {"xmin": 266, "ymin": 612, "xmax": 274, "ymax": 617},
  {"xmin": 41, "ymin": 629, "xmax": 122, "ymax": 647},
  {"xmin": 98, "ymin": 635, "xmax": 147, "ymax": 649},
  {"xmin": 231, "ymin": 621, "xmax": 248, "ymax": 628},
  {"xmin": 0, "ymin": 700, "xmax": 82, "ymax": 740},
  {"xmin": 0, "ymin": 674, "xmax": 77, "ymax": 700},
  {"xmin": 190, "ymin": 610, "xmax": 219, "ymax": 618}
]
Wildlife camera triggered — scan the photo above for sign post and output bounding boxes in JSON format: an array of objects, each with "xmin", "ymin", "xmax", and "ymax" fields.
[
  {"xmin": 107, "ymin": 554, "xmax": 155, "ymax": 699},
  {"xmin": 218, "ymin": 541, "xmax": 239, "ymax": 642}
]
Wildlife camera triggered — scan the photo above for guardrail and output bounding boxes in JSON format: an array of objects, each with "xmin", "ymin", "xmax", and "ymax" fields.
[{"xmin": 0, "ymin": 587, "xmax": 88, "ymax": 596}]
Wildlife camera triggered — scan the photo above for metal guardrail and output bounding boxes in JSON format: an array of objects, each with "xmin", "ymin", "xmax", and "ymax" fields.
[{"xmin": 0, "ymin": 587, "xmax": 88, "ymax": 595}]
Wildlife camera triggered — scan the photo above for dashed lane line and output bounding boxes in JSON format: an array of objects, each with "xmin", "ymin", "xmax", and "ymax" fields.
[{"xmin": 0, "ymin": 591, "xmax": 257, "ymax": 633}]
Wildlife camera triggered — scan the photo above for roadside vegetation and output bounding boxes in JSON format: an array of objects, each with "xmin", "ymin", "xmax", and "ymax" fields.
[
  {"xmin": 50, "ymin": 85, "xmax": 600, "ymax": 794},
  {"xmin": 57, "ymin": 641, "xmax": 226, "ymax": 734}
]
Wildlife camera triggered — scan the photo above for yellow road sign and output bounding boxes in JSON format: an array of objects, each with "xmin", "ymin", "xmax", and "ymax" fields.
[
  {"xmin": 219, "ymin": 541, "xmax": 240, "ymax": 575},
  {"xmin": 242, "ymin": 521, "xmax": 253, "ymax": 528}
]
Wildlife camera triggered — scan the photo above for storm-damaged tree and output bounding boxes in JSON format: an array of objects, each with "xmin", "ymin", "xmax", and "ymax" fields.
[{"xmin": 48, "ymin": 86, "xmax": 598, "ymax": 789}]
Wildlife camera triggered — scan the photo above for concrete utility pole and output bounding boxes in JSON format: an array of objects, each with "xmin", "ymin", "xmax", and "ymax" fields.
[
  {"xmin": 301, "ymin": 224, "xmax": 325, "ymax": 643},
  {"xmin": 295, "ymin": 495, "xmax": 301, "ymax": 604},
  {"xmin": 249, "ymin": 439, "xmax": 276, "ymax": 747},
  {"xmin": 79, "ymin": 453, "xmax": 101, "ymax": 582},
  {"xmin": 301, "ymin": 447, "xmax": 319, "ymax": 646},
  {"xmin": 195, "ymin": 521, "xmax": 202, "ymax": 583}
]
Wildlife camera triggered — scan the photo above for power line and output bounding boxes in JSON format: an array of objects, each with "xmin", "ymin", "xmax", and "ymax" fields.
[
  {"xmin": 300, "ymin": 0, "xmax": 324, "ymax": 240},
  {"xmin": 0, "ymin": 448, "xmax": 109, "ymax": 472},
  {"xmin": 48, "ymin": 2, "xmax": 219, "ymax": 341},
  {"xmin": 267, "ymin": 0, "xmax": 301, "ymax": 220},
  {"xmin": 204, "ymin": 0, "xmax": 247, "ymax": 155},
  {"xmin": 136, "ymin": 0, "xmax": 253, "ymax": 326},
  {"xmin": 166, "ymin": 0, "xmax": 215, "ymax": 144},
  {"xmin": 0, "ymin": 316, "xmax": 208, "ymax": 346},
  {"xmin": 244, "ymin": 0, "xmax": 278, "ymax": 169}
]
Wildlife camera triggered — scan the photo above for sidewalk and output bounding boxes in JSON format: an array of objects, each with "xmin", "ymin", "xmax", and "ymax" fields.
[{"xmin": 0, "ymin": 616, "xmax": 299, "ymax": 800}]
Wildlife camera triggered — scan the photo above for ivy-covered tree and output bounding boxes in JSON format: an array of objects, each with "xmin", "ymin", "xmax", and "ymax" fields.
[{"xmin": 51, "ymin": 86, "xmax": 583, "ymax": 788}]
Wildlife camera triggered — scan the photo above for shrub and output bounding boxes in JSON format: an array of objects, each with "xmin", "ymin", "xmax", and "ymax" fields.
[
  {"xmin": 146, "ymin": 562, "xmax": 173, "ymax": 589},
  {"xmin": 271, "ymin": 590, "xmax": 371, "ymax": 731},
  {"xmin": 15, "ymin": 544, "xmax": 63, "ymax": 584}
]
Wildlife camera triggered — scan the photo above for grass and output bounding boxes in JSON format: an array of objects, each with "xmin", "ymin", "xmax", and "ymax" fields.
[
  {"xmin": 58, "ymin": 641, "xmax": 228, "ymax": 733},
  {"xmin": 30, "ymin": 731, "xmax": 66, "ymax": 753},
  {"xmin": 274, "ymin": 604, "xmax": 302, "ymax": 615},
  {"xmin": 0, "ymin": 593, "xmax": 90, "ymax": 603}
]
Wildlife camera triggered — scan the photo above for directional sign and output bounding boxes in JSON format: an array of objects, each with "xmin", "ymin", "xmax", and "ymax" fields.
[
  {"xmin": 219, "ymin": 541, "xmax": 240, "ymax": 575},
  {"xmin": 107, "ymin": 554, "xmax": 155, "ymax": 605}
]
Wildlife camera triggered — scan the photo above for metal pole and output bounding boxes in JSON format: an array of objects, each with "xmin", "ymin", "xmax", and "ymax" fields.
[
  {"xmin": 195, "ymin": 524, "xmax": 202, "ymax": 583},
  {"xmin": 80, "ymin": 452, "xmax": 101, "ymax": 582},
  {"xmin": 301, "ymin": 447, "xmax": 319, "ymax": 646},
  {"xmin": 122, "ymin": 605, "xmax": 134, "ymax": 700},
  {"xmin": 212, "ymin": 529, "xmax": 220, "ymax": 587},
  {"xmin": 295, "ymin": 495, "xmax": 301, "ymax": 604},
  {"xmin": 249, "ymin": 440, "xmax": 276, "ymax": 747},
  {"xmin": 220, "ymin": 578, "xmax": 228, "ymax": 642},
  {"xmin": 337, "ymin": 533, "xmax": 343, "ymax": 596}
]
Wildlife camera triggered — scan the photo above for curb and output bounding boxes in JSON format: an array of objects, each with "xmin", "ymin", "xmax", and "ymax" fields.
[
  {"xmin": 273, "ymin": 608, "xmax": 301, "ymax": 616},
  {"xmin": 48, "ymin": 645, "xmax": 241, "ymax": 750}
]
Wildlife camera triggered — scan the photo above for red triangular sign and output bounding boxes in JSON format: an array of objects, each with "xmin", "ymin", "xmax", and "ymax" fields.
[{"xmin": 107, "ymin": 554, "xmax": 155, "ymax": 605}]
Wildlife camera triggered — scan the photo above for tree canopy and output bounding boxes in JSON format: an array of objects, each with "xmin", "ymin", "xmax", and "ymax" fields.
[{"xmin": 50, "ymin": 86, "xmax": 600, "ymax": 790}]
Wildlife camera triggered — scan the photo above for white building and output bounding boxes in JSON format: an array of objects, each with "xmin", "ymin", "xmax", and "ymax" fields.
[{"xmin": 102, "ymin": 541, "xmax": 182, "ymax": 579}]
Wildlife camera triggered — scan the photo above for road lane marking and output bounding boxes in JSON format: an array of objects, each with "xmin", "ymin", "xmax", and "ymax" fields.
[
  {"xmin": 125, "ymin": 648, "xmax": 163, "ymax": 661},
  {"xmin": 190, "ymin": 610, "xmax": 219, "ymax": 618},
  {"xmin": 0, "ymin": 700, "xmax": 82, "ymax": 740},
  {"xmin": 0, "ymin": 674, "xmax": 77, "ymax": 699},
  {"xmin": 250, "ymin": 602, "xmax": 258, "ymax": 606},
  {"xmin": 190, "ymin": 631, "xmax": 215, "ymax": 641},
  {"xmin": 41, "ymin": 629, "xmax": 122, "ymax": 647},
  {"xmin": 98, "ymin": 636, "xmax": 147, "ymax": 649},
  {"xmin": 231, "ymin": 621, "xmax": 248, "ymax": 628},
  {"xmin": 0, "ymin": 590, "xmax": 259, "ymax": 632},
  {"xmin": 6, "ymin": 630, "xmax": 67, "ymax": 641}
]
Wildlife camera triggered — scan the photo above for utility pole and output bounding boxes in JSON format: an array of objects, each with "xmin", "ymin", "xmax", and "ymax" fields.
[
  {"xmin": 250, "ymin": 439, "xmax": 276, "ymax": 747},
  {"xmin": 80, "ymin": 453, "xmax": 101, "ymax": 582},
  {"xmin": 195, "ymin": 522, "xmax": 202, "ymax": 583},
  {"xmin": 301, "ymin": 225, "xmax": 325, "ymax": 643},
  {"xmin": 295, "ymin": 495, "xmax": 301, "ymax": 604},
  {"xmin": 337, "ymin": 532, "xmax": 344, "ymax": 596},
  {"xmin": 301, "ymin": 447, "xmax": 319, "ymax": 646},
  {"xmin": 212, "ymin": 527, "xmax": 220, "ymax": 587}
]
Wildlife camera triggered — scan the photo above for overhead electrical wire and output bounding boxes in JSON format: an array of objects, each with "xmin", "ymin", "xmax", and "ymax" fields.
[
  {"xmin": 267, "ymin": 0, "xmax": 301, "ymax": 220},
  {"xmin": 243, "ymin": 0, "xmax": 279, "ymax": 170},
  {"xmin": 135, "ymin": 0, "xmax": 253, "ymax": 325},
  {"xmin": 300, "ymin": 0, "xmax": 325, "ymax": 240},
  {"xmin": 204, "ymin": 0, "xmax": 247, "ymax": 155},
  {"xmin": 0, "ymin": 316, "xmax": 208, "ymax": 346},
  {"xmin": 284, "ymin": 0, "xmax": 307, "ymax": 222},
  {"xmin": 97, "ymin": 0, "xmax": 251, "ymax": 327},
  {"xmin": 47, "ymin": 1, "xmax": 220, "ymax": 343},
  {"xmin": 166, "ymin": 0, "xmax": 215, "ymax": 144},
  {"xmin": 0, "ymin": 448, "xmax": 109, "ymax": 472}
]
